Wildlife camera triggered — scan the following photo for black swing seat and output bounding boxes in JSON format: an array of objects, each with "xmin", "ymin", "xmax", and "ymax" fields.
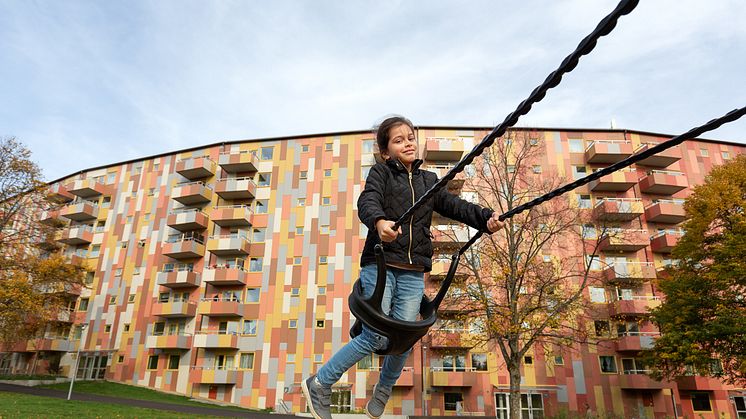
[{"xmin": 348, "ymin": 243, "xmax": 461, "ymax": 355}]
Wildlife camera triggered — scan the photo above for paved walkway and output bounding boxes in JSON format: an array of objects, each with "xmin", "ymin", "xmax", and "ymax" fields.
[{"xmin": 0, "ymin": 382, "xmax": 297, "ymax": 418}]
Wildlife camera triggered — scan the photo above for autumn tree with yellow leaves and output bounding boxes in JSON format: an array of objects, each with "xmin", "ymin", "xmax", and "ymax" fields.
[
  {"xmin": 0, "ymin": 137, "xmax": 86, "ymax": 350},
  {"xmin": 647, "ymin": 154, "xmax": 746, "ymax": 383},
  {"xmin": 433, "ymin": 131, "xmax": 606, "ymax": 417}
]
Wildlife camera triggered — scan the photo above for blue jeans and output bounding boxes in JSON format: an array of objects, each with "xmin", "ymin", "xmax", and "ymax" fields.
[{"xmin": 316, "ymin": 264, "xmax": 424, "ymax": 389}]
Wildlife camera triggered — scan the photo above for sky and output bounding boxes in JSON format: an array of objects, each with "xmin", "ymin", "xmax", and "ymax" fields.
[{"xmin": 1, "ymin": 0, "xmax": 745, "ymax": 182}]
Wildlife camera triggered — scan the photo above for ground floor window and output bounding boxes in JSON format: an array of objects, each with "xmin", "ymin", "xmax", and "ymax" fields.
[
  {"xmin": 495, "ymin": 392, "xmax": 545, "ymax": 419},
  {"xmin": 444, "ymin": 392, "xmax": 463, "ymax": 412},
  {"xmin": 330, "ymin": 389, "xmax": 351, "ymax": 413},
  {"xmin": 734, "ymin": 396, "xmax": 746, "ymax": 418},
  {"xmin": 77, "ymin": 354, "xmax": 108, "ymax": 379},
  {"xmin": 691, "ymin": 392, "xmax": 711, "ymax": 412}
]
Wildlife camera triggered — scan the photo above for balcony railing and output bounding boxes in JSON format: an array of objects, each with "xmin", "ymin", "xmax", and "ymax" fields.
[
  {"xmin": 650, "ymin": 229, "xmax": 683, "ymax": 253},
  {"xmin": 172, "ymin": 181, "xmax": 214, "ymax": 205},
  {"xmin": 145, "ymin": 333, "xmax": 193, "ymax": 350},
  {"xmin": 598, "ymin": 229, "xmax": 649, "ymax": 252},
  {"xmin": 156, "ymin": 266, "xmax": 201, "ymax": 288},
  {"xmin": 211, "ymin": 205, "xmax": 253, "ymax": 227},
  {"xmin": 162, "ymin": 234, "xmax": 206, "ymax": 259},
  {"xmin": 59, "ymin": 201, "xmax": 99, "ymax": 221},
  {"xmin": 616, "ymin": 331, "xmax": 660, "ymax": 351},
  {"xmin": 585, "ymin": 140, "xmax": 633, "ymax": 164},
  {"xmin": 633, "ymin": 143, "xmax": 681, "ymax": 168},
  {"xmin": 589, "ymin": 168, "xmax": 638, "ymax": 192},
  {"xmin": 167, "ymin": 208, "xmax": 209, "ymax": 231},
  {"xmin": 602, "ymin": 262, "xmax": 657, "ymax": 283},
  {"xmin": 639, "ymin": 170, "xmax": 689, "ymax": 195},
  {"xmin": 430, "ymin": 367, "xmax": 477, "ymax": 387},
  {"xmin": 366, "ymin": 366, "xmax": 415, "ymax": 387},
  {"xmin": 198, "ymin": 297, "xmax": 242, "ymax": 317},
  {"xmin": 608, "ymin": 296, "xmax": 661, "ymax": 317},
  {"xmin": 192, "ymin": 330, "xmax": 240, "ymax": 348},
  {"xmin": 175, "ymin": 156, "xmax": 216, "ymax": 180},
  {"xmin": 218, "ymin": 150, "xmax": 259, "ymax": 173},
  {"xmin": 151, "ymin": 300, "xmax": 198, "ymax": 318},
  {"xmin": 203, "ymin": 262, "xmax": 248, "ymax": 286},
  {"xmin": 215, "ymin": 177, "xmax": 257, "ymax": 200},
  {"xmin": 206, "ymin": 233, "xmax": 251, "ymax": 256},
  {"xmin": 592, "ymin": 198, "xmax": 644, "ymax": 221},
  {"xmin": 189, "ymin": 366, "xmax": 238, "ymax": 384},
  {"xmin": 57, "ymin": 225, "xmax": 95, "ymax": 245},
  {"xmin": 644, "ymin": 199, "xmax": 686, "ymax": 224},
  {"xmin": 423, "ymin": 137, "xmax": 467, "ymax": 161},
  {"xmin": 67, "ymin": 178, "xmax": 108, "ymax": 198}
]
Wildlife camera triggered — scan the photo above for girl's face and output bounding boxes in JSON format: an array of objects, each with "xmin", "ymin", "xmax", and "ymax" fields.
[{"xmin": 383, "ymin": 123, "xmax": 418, "ymax": 169}]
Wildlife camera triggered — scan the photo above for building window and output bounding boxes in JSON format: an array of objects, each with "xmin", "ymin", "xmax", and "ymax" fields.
[
  {"xmin": 123, "ymin": 324, "xmax": 130, "ymax": 332},
  {"xmin": 569, "ymin": 139, "xmax": 584, "ymax": 153},
  {"xmin": 246, "ymin": 288, "xmax": 260, "ymax": 303},
  {"xmin": 325, "ymin": 142, "xmax": 333, "ymax": 151},
  {"xmin": 249, "ymin": 257, "xmax": 263, "ymax": 272},
  {"xmin": 362, "ymin": 139, "xmax": 375, "ymax": 153},
  {"xmin": 78, "ymin": 298, "xmax": 89, "ymax": 311},
  {"xmin": 287, "ymin": 354, "xmax": 296, "ymax": 363},
  {"xmin": 582, "ymin": 224, "xmax": 597, "ymax": 239},
  {"xmin": 291, "ymin": 288, "xmax": 300, "ymax": 296},
  {"xmin": 147, "ymin": 355, "xmax": 158, "ymax": 370},
  {"xmin": 331, "ymin": 389, "xmax": 351, "ymax": 413},
  {"xmin": 297, "ymin": 198, "xmax": 305, "ymax": 207},
  {"xmin": 322, "ymin": 196, "xmax": 331, "ymax": 205},
  {"xmin": 295, "ymin": 226, "xmax": 304, "ymax": 235},
  {"xmin": 324, "ymin": 169, "xmax": 332, "ymax": 177},
  {"xmin": 289, "ymin": 319, "xmax": 298, "ymax": 328},
  {"xmin": 599, "ymin": 356, "xmax": 617, "ymax": 373},
  {"xmin": 239, "ymin": 353, "xmax": 255, "ymax": 370},
  {"xmin": 314, "ymin": 354, "xmax": 323, "ymax": 364},
  {"xmin": 722, "ymin": 151, "xmax": 730, "ymax": 160},
  {"xmin": 109, "ymin": 296, "xmax": 116, "ymax": 304},
  {"xmin": 255, "ymin": 199, "xmax": 268, "ymax": 214},
  {"xmin": 572, "ymin": 165, "xmax": 587, "ymax": 180},
  {"xmin": 691, "ymin": 392, "xmax": 711, "ymax": 411},
  {"xmin": 319, "ymin": 256, "xmax": 328, "ymax": 265},
  {"xmin": 299, "ymin": 170, "xmax": 308, "ymax": 180},
  {"xmin": 101, "ymin": 196, "xmax": 111, "ymax": 208},
  {"xmin": 128, "ymin": 294, "xmax": 136, "ymax": 303},
  {"xmin": 107, "ymin": 173, "xmax": 117, "ymax": 183},
  {"xmin": 471, "ymin": 353, "xmax": 488, "ymax": 371},
  {"xmin": 256, "ymin": 173, "xmax": 271, "ymax": 187},
  {"xmin": 293, "ymin": 257, "xmax": 302, "ymax": 265},
  {"xmin": 104, "ymin": 325, "xmax": 111, "ymax": 332},
  {"xmin": 301, "ymin": 144, "xmax": 310, "ymax": 153},
  {"xmin": 260, "ymin": 147, "xmax": 274, "ymax": 160},
  {"xmin": 243, "ymin": 320, "xmax": 257, "ymax": 335},
  {"xmin": 700, "ymin": 148, "xmax": 709, "ymax": 157},
  {"xmin": 444, "ymin": 392, "xmax": 464, "ymax": 412},
  {"xmin": 253, "ymin": 228, "xmax": 266, "ymax": 243},
  {"xmin": 443, "ymin": 353, "xmax": 466, "ymax": 371},
  {"xmin": 521, "ymin": 394, "xmax": 545, "ymax": 419},
  {"xmin": 90, "ymin": 245, "xmax": 100, "ymax": 258},
  {"xmin": 507, "ymin": 165, "xmax": 515, "ymax": 173},
  {"xmin": 115, "ymin": 268, "xmax": 123, "ymax": 277},
  {"xmin": 320, "ymin": 225, "xmax": 330, "ymax": 234},
  {"xmin": 318, "ymin": 286, "xmax": 326, "ymax": 295},
  {"xmin": 594, "ymin": 320, "xmax": 610, "ymax": 337},
  {"xmin": 589, "ymin": 287, "xmax": 606, "ymax": 303},
  {"xmin": 578, "ymin": 194, "xmax": 591, "ymax": 209},
  {"xmin": 532, "ymin": 165, "xmax": 542, "ymax": 174},
  {"xmin": 117, "ymin": 355, "xmax": 124, "ymax": 363},
  {"xmin": 524, "ymin": 355, "xmax": 533, "ymax": 365},
  {"xmin": 357, "ymin": 354, "xmax": 374, "ymax": 370},
  {"xmin": 316, "ymin": 320, "xmax": 325, "ymax": 328},
  {"xmin": 168, "ymin": 355, "xmax": 180, "ymax": 370},
  {"xmin": 554, "ymin": 355, "xmax": 564, "ymax": 365}
]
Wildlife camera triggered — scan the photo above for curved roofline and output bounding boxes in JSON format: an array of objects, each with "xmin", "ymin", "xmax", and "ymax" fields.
[{"xmin": 46, "ymin": 125, "xmax": 744, "ymax": 185}]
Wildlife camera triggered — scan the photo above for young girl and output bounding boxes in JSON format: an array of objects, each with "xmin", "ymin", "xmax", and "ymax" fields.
[{"xmin": 303, "ymin": 115, "xmax": 503, "ymax": 419}]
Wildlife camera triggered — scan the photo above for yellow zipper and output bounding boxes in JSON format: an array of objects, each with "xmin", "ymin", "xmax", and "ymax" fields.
[{"xmin": 407, "ymin": 171, "xmax": 415, "ymax": 264}]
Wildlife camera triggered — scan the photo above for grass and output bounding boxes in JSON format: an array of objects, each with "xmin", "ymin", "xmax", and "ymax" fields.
[
  {"xmin": 0, "ymin": 391, "xmax": 223, "ymax": 418},
  {"xmin": 40, "ymin": 380, "xmax": 259, "ymax": 413}
]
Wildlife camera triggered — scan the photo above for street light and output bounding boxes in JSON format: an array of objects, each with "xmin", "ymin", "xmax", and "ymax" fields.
[{"xmin": 67, "ymin": 324, "xmax": 87, "ymax": 401}]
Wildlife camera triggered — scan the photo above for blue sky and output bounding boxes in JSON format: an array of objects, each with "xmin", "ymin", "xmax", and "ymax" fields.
[{"xmin": 1, "ymin": 0, "xmax": 745, "ymax": 181}]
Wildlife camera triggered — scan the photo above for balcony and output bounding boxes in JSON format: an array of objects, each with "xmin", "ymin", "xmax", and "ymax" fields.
[
  {"xmin": 206, "ymin": 234, "xmax": 251, "ymax": 256},
  {"xmin": 162, "ymin": 235, "xmax": 206, "ymax": 259},
  {"xmin": 608, "ymin": 297, "xmax": 661, "ymax": 317},
  {"xmin": 156, "ymin": 268, "xmax": 201, "ymax": 288},
  {"xmin": 57, "ymin": 225, "xmax": 94, "ymax": 245},
  {"xmin": 675, "ymin": 376, "xmax": 722, "ymax": 391},
  {"xmin": 47, "ymin": 184, "xmax": 74, "ymax": 203},
  {"xmin": 145, "ymin": 334, "xmax": 193, "ymax": 350},
  {"xmin": 366, "ymin": 367, "xmax": 415, "ymax": 387},
  {"xmin": 602, "ymin": 262, "xmax": 657, "ymax": 284},
  {"xmin": 650, "ymin": 230, "xmax": 683, "ymax": 253},
  {"xmin": 67, "ymin": 179, "xmax": 108, "ymax": 198},
  {"xmin": 431, "ymin": 225, "xmax": 472, "ymax": 250},
  {"xmin": 592, "ymin": 198, "xmax": 644, "ymax": 222},
  {"xmin": 218, "ymin": 150, "xmax": 259, "ymax": 173},
  {"xmin": 616, "ymin": 332, "xmax": 659, "ymax": 352},
  {"xmin": 38, "ymin": 209, "xmax": 65, "ymax": 226},
  {"xmin": 56, "ymin": 309, "xmax": 73, "ymax": 323},
  {"xmin": 618, "ymin": 371, "xmax": 666, "ymax": 389},
  {"xmin": 430, "ymin": 368, "xmax": 477, "ymax": 387},
  {"xmin": 60, "ymin": 201, "xmax": 99, "ymax": 221},
  {"xmin": 151, "ymin": 300, "xmax": 198, "ymax": 318},
  {"xmin": 38, "ymin": 282, "xmax": 82, "ymax": 296},
  {"xmin": 634, "ymin": 143, "xmax": 681, "ymax": 168},
  {"xmin": 66, "ymin": 253, "xmax": 90, "ymax": 268},
  {"xmin": 193, "ymin": 331, "xmax": 240, "ymax": 348},
  {"xmin": 598, "ymin": 229, "xmax": 649, "ymax": 252},
  {"xmin": 585, "ymin": 140, "xmax": 633, "ymax": 164},
  {"xmin": 190, "ymin": 367, "xmax": 238, "ymax": 385},
  {"xmin": 172, "ymin": 181, "xmax": 214, "ymax": 205},
  {"xmin": 589, "ymin": 169, "xmax": 638, "ymax": 192},
  {"xmin": 639, "ymin": 170, "xmax": 689, "ymax": 195},
  {"xmin": 26, "ymin": 337, "xmax": 75, "ymax": 352},
  {"xmin": 215, "ymin": 177, "xmax": 257, "ymax": 200},
  {"xmin": 198, "ymin": 298, "xmax": 242, "ymax": 317},
  {"xmin": 211, "ymin": 206, "xmax": 253, "ymax": 227},
  {"xmin": 423, "ymin": 137, "xmax": 467, "ymax": 161},
  {"xmin": 644, "ymin": 199, "xmax": 686, "ymax": 224},
  {"xmin": 175, "ymin": 157, "xmax": 216, "ymax": 180},
  {"xmin": 425, "ymin": 165, "xmax": 465, "ymax": 193},
  {"xmin": 203, "ymin": 265, "xmax": 247, "ymax": 286},
  {"xmin": 166, "ymin": 209, "xmax": 209, "ymax": 231}
]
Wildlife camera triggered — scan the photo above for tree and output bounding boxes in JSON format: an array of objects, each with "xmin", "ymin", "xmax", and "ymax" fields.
[
  {"xmin": 433, "ymin": 130, "xmax": 605, "ymax": 418},
  {"xmin": 647, "ymin": 154, "xmax": 746, "ymax": 383},
  {"xmin": 0, "ymin": 137, "xmax": 86, "ymax": 349}
]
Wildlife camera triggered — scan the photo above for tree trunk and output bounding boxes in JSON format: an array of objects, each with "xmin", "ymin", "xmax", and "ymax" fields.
[{"xmin": 508, "ymin": 360, "xmax": 522, "ymax": 419}]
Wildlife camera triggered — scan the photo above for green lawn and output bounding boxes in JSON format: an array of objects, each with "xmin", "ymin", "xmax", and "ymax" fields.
[
  {"xmin": 0, "ymin": 391, "xmax": 223, "ymax": 418},
  {"xmin": 40, "ymin": 380, "xmax": 258, "ymax": 413}
]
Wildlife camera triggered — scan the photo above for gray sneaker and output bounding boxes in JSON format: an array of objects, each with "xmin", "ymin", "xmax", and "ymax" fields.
[
  {"xmin": 302, "ymin": 375, "xmax": 332, "ymax": 419},
  {"xmin": 365, "ymin": 383, "xmax": 392, "ymax": 419}
]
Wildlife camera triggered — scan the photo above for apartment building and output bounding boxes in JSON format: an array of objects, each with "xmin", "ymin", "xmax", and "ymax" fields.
[{"xmin": 1, "ymin": 127, "xmax": 745, "ymax": 418}]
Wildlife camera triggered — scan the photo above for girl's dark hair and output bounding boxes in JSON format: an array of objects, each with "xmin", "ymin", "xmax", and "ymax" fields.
[{"xmin": 373, "ymin": 115, "xmax": 415, "ymax": 155}]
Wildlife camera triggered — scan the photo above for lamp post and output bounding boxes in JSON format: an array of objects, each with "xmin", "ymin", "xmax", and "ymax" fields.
[
  {"xmin": 421, "ymin": 344, "xmax": 428, "ymax": 415},
  {"xmin": 67, "ymin": 324, "xmax": 87, "ymax": 401}
]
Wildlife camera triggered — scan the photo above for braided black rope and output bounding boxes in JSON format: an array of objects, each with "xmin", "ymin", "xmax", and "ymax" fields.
[{"xmin": 393, "ymin": 0, "xmax": 639, "ymax": 230}]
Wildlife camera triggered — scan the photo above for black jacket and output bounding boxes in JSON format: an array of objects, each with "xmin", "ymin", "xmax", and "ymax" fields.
[{"xmin": 358, "ymin": 159, "xmax": 493, "ymax": 272}]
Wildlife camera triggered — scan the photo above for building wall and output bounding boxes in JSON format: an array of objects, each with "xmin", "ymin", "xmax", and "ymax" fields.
[{"xmin": 2, "ymin": 127, "xmax": 745, "ymax": 418}]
